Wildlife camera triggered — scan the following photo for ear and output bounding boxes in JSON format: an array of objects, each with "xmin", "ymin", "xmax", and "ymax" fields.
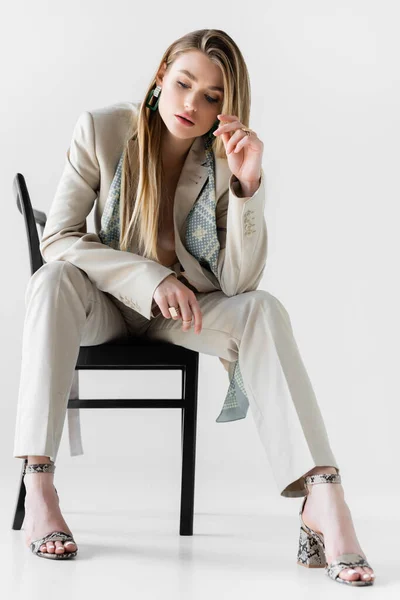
[{"xmin": 155, "ymin": 61, "xmax": 168, "ymax": 87}]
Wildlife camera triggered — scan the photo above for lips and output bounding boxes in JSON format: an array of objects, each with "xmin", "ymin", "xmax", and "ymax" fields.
[{"xmin": 176, "ymin": 114, "xmax": 194, "ymax": 124}]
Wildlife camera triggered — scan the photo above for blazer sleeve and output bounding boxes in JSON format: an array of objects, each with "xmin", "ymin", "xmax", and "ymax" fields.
[
  {"xmin": 215, "ymin": 167, "xmax": 267, "ymax": 296},
  {"xmin": 39, "ymin": 110, "xmax": 178, "ymax": 321}
]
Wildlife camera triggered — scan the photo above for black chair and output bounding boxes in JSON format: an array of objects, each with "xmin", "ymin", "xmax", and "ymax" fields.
[{"xmin": 12, "ymin": 173, "xmax": 199, "ymax": 535}]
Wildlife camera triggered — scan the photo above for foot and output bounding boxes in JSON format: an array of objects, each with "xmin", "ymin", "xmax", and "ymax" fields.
[
  {"xmin": 23, "ymin": 471, "xmax": 78, "ymax": 556},
  {"xmin": 301, "ymin": 467, "xmax": 374, "ymax": 584}
]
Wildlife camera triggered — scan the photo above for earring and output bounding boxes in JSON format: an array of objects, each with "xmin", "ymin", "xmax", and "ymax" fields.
[{"xmin": 145, "ymin": 85, "xmax": 162, "ymax": 111}]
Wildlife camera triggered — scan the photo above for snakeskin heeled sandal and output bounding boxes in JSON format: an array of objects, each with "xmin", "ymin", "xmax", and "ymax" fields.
[
  {"xmin": 22, "ymin": 460, "xmax": 78, "ymax": 560},
  {"xmin": 296, "ymin": 472, "xmax": 374, "ymax": 586}
]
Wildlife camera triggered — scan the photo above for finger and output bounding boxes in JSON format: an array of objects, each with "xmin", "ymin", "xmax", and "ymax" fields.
[
  {"xmin": 179, "ymin": 298, "xmax": 194, "ymax": 333},
  {"xmin": 233, "ymin": 134, "xmax": 251, "ymax": 153},
  {"xmin": 218, "ymin": 131, "xmax": 234, "ymax": 153},
  {"xmin": 167, "ymin": 295, "xmax": 182, "ymax": 320},
  {"xmin": 226, "ymin": 129, "xmax": 247, "ymax": 154},
  {"xmin": 188, "ymin": 298, "xmax": 202, "ymax": 334},
  {"xmin": 157, "ymin": 297, "xmax": 175, "ymax": 319},
  {"xmin": 214, "ymin": 119, "xmax": 241, "ymax": 137},
  {"xmin": 218, "ymin": 114, "xmax": 239, "ymax": 121}
]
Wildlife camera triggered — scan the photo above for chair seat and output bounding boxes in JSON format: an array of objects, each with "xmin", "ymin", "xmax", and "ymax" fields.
[{"xmin": 77, "ymin": 336, "xmax": 197, "ymax": 368}]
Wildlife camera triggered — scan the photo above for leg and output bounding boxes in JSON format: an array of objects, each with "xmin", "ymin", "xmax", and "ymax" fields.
[
  {"xmin": 144, "ymin": 288, "xmax": 339, "ymax": 497},
  {"xmin": 143, "ymin": 288, "xmax": 374, "ymax": 583},
  {"xmin": 14, "ymin": 260, "xmax": 129, "ymax": 555},
  {"xmin": 13, "ymin": 260, "xmax": 129, "ymax": 463}
]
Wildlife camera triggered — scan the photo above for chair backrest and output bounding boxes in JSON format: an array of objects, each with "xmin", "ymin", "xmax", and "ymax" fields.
[{"xmin": 13, "ymin": 173, "xmax": 46, "ymax": 276}]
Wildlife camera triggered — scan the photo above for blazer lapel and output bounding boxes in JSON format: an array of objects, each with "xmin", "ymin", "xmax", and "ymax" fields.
[
  {"xmin": 173, "ymin": 135, "xmax": 232, "ymax": 291},
  {"xmin": 174, "ymin": 135, "xmax": 231, "ymax": 235},
  {"xmin": 174, "ymin": 135, "xmax": 208, "ymax": 238}
]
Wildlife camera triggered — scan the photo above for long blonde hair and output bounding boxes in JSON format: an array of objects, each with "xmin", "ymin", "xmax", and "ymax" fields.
[{"xmin": 119, "ymin": 28, "xmax": 252, "ymax": 261}]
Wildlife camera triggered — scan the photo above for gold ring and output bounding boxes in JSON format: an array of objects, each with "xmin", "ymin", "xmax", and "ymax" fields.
[
  {"xmin": 168, "ymin": 306, "xmax": 180, "ymax": 318},
  {"xmin": 241, "ymin": 126, "xmax": 254, "ymax": 136},
  {"xmin": 182, "ymin": 319, "xmax": 192, "ymax": 324}
]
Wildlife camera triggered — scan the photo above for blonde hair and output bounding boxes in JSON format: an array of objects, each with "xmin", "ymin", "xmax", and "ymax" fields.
[{"xmin": 119, "ymin": 28, "xmax": 252, "ymax": 261}]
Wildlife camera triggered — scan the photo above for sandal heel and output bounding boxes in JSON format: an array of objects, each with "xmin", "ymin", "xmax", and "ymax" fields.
[{"xmin": 297, "ymin": 525, "xmax": 326, "ymax": 568}]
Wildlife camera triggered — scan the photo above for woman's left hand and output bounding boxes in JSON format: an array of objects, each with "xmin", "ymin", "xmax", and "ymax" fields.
[{"xmin": 213, "ymin": 114, "xmax": 263, "ymax": 188}]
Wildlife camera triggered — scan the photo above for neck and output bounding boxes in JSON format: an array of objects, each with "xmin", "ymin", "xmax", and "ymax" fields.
[{"xmin": 160, "ymin": 121, "xmax": 196, "ymax": 172}]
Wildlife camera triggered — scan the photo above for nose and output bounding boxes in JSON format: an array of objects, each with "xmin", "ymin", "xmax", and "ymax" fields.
[{"xmin": 184, "ymin": 92, "xmax": 198, "ymax": 111}]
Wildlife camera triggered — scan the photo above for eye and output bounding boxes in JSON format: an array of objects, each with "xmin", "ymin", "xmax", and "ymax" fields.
[{"xmin": 177, "ymin": 81, "xmax": 219, "ymax": 104}]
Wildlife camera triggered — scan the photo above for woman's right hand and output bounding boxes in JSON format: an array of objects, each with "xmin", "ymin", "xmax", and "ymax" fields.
[{"xmin": 152, "ymin": 274, "xmax": 202, "ymax": 334}]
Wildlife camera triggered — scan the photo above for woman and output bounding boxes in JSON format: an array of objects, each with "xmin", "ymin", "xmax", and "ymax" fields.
[{"xmin": 13, "ymin": 29, "xmax": 375, "ymax": 585}]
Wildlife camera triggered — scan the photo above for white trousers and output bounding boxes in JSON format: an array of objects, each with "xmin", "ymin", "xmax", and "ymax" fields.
[{"xmin": 13, "ymin": 260, "xmax": 340, "ymax": 497}]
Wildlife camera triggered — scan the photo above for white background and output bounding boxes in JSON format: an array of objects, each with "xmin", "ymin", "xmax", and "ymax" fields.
[{"xmin": 0, "ymin": 1, "xmax": 398, "ymax": 594}]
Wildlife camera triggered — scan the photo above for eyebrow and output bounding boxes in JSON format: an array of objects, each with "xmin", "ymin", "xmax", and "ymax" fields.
[{"xmin": 177, "ymin": 69, "xmax": 224, "ymax": 93}]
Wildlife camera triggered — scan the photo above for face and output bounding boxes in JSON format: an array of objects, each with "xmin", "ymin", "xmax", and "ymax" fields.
[{"xmin": 155, "ymin": 50, "xmax": 225, "ymax": 139}]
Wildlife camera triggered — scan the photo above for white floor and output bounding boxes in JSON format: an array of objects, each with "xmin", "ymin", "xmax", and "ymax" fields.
[{"xmin": 1, "ymin": 459, "xmax": 397, "ymax": 599}]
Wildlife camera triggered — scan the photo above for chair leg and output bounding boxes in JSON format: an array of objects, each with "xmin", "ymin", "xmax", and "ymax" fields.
[
  {"xmin": 179, "ymin": 358, "xmax": 199, "ymax": 535},
  {"xmin": 68, "ymin": 370, "xmax": 84, "ymax": 457},
  {"xmin": 12, "ymin": 459, "xmax": 27, "ymax": 530}
]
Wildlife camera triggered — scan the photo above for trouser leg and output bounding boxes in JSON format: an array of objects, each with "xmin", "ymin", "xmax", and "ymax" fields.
[
  {"xmin": 143, "ymin": 288, "xmax": 340, "ymax": 498},
  {"xmin": 13, "ymin": 260, "xmax": 129, "ymax": 463}
]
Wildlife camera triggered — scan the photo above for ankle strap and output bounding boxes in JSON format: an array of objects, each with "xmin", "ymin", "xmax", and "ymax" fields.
[
  {"xmin": 304, "ymin": 473, "xmax": 341, "ymax": 486},
  {"xmin": 23, "ymin": 460, "xmax": 56, "ymax": 476}
]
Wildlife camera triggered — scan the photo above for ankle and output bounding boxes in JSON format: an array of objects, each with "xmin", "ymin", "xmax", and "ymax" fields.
[
  {"xmin": 24, "ymin": 457, "xmax": 56, "ymax": 489},
  {"xmin": 27, "ymin": 456, "xmax": 53, "ymax": 465},
  {"xmin": 304, "ymin": 469, "xmax": 345, "ymax": 503},
  {"xmin": 304, "ymin": 465, "xmax": 339, "ymax": 478}
]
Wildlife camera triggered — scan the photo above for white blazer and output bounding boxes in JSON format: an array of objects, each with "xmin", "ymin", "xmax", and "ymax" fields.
[{"xmin": 40, "ymin": 101, "xmax": 268, "ymax": 320}]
